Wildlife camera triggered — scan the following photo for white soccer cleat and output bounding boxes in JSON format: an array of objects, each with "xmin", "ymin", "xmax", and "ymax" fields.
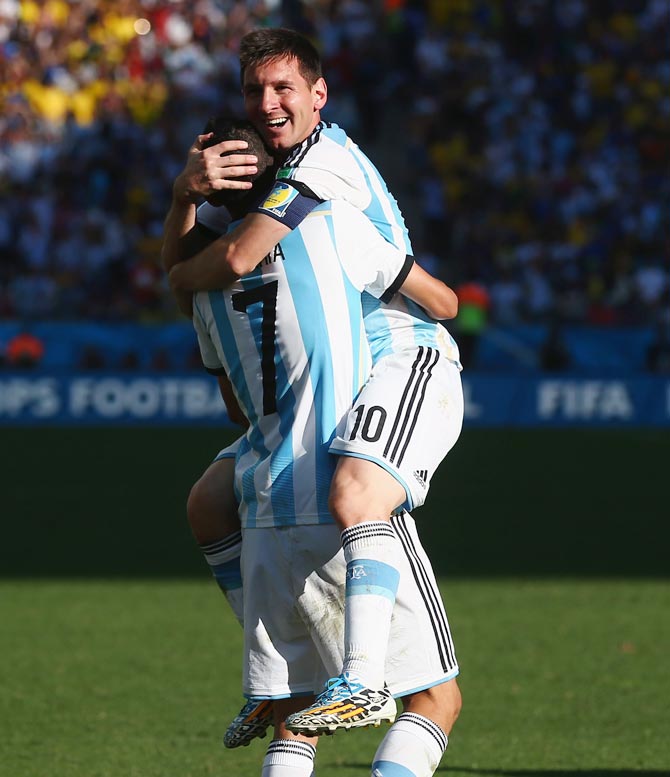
[
  {"xmin": 223, "ymin": 698, "xmax": 274, "ymax": 748},
  {"xmin": 284, "ymin": 673, "xmax": 396, "ymax": 735}
]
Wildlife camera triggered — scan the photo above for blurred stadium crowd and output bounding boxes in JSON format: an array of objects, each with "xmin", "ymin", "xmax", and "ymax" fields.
[{"xmin": 1, "ymin": 0, "xmax": 668, "ymax": 332}]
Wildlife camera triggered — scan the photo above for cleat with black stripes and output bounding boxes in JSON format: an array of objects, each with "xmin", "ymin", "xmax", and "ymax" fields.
[
  {"xmin": 284, "ymin": 673, "xmax": 396, "ymax": 735},
  {"xmin": 223, "ymin": 698, "xmax": 274, "ymax": 748}
]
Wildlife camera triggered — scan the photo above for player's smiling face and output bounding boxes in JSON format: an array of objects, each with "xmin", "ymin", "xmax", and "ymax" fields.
[{"xmin": 243, "ymin": 56, "xmax": 327, "ymax": 157}]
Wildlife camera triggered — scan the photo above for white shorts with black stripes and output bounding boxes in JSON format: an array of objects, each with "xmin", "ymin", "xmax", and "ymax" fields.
[
  {"xmin": 329, "ymin": 347, "xmax": 464, "ymax": 511},
  {"xmin": 241, "ymin": 512, "xmax": 458, "ymax": 699}
]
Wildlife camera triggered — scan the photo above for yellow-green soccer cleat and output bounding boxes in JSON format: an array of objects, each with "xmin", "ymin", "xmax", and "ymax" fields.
[
  {"xmin": 223, "ymin": 698, "xmax": 274, "ymax": 748},
  {"xmin": 284, "ymin": 673, "xmax": 396, "ymax": 735}
]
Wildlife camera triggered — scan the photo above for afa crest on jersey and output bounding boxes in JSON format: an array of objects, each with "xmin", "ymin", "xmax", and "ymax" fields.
[{"xmin": 259, "ymin": 182, "xmax": 300, "ymax": 218}]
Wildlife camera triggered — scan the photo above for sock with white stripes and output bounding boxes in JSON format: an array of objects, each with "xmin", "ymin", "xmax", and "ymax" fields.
[
  {"xmin": 371, "ymin": 712, "xmax": 448, "ymax": 777},
  {"xmin": 200, "ymin": 531, "xmax": 244, "ymax": 625},
  {"xmin": 261, "ymin": 739, "xmax": 316, "ymax": 777},
  {"xmin": 341, "ymin": 521, "xmax": 402, "ymax": 689}
]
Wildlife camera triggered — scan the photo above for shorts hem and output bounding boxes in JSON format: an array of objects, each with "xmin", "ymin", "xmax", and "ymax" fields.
[
  {"xmin": 244, "ymin": 690, "xmax": 317, "ymax": 701},
  {"xmin": 329, "ymin": 449, "xmax": 414, "ymax": 510},
  {"xmin": 389, "ymin": 668, "xmax": 460, "ymax": 699}
]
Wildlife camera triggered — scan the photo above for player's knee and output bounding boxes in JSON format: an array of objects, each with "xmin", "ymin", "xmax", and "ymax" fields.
[
  {"xmin": 436, "ymin": 679, "xmax": 462, "ymax": 732},
  {"xmin": 401, "ymin": 678, "xmax": 462, "ymax": 735},
  {"xmin": 327, "ymin": 479, "xmax": 358, "ymax": 527},
  {"xmin": 447, "ymin": 681, "xmax": 463, "ymax": 727},
  {"xmin": 187, "ymin": 475, "xmax": 240, "ymax": 541},
  {"xmin": 186, "ymin": 476, "xmax": 211, "ymax": 530}
]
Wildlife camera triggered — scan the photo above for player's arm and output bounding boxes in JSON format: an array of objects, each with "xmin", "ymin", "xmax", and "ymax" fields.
[
  {"xmin": 169, "ymin": 182, "xmax": 323, "ymax": 291},
  {"xmin": 396, "ymin": 263, "xmax": 459, "ymax": 320},
  {"xmin": 161, "ymin": 192, "xmax": 198, "ymax": 275},
  {"xmin": 169, "ymin": 212, "xmax": 291, "ymax": 290},
  {"xmin": 169, "ymin": 220, "xmax": 230, "ymax": 317},
  {"xmin": 191, "ymin": 299, "xmax": 250, "ymax": 427},
  {"xmin": 161, "ymin": 132, "xmax": 258, "ymax": 274},
  {"xmin": 217, "ymin": 373, "xmax": 249, "ymax": 430},
  {"xmin": 345, "ymin": 211, "xmax": 457, "ymax": 320},
  {"xmin": 163, "ymin": 205, "xmax": 196, "ymax": 317}
]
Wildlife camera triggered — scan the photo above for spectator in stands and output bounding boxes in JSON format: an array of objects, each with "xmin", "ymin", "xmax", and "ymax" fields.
[
  {"xmin": 78, "ymin": 344, "xmax": 106, "ymax": 370},
  {"xmin": 646, "ymin": 322, "xmax": 670, "ymax": 375},
  {"xmin": 454, "ymin": 276, "xmax": 489, "ymax": 369},
  {"xmin": 0, "ymin": 0, "xmax": 668, "ymax": 337},
  {"xmin": 5, "ymin": 327, "xmax": 45, "ymax": 368},
  {"xmin": 539, "ymin": 320, "xmax": 572, "ymax": 372}
]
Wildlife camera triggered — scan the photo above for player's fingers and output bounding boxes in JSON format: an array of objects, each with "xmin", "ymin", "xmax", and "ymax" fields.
[
  {"xmin": 210, "ymin": 139, "xmax": 249, "ymax": 154},
  {"xmin": 193, "ymin": 132, "xmax": 214, "ymax": 151},
  {"xmin": 216, "ymin": 163, "xmax": 258, "ymax": 178},
  {"xmin": 211, "ymin": 179, "xmax": 254, "ymax": 191},
  {"xmin": 218, "ymin": 152, "xmax": 258, "ymax": 168}
]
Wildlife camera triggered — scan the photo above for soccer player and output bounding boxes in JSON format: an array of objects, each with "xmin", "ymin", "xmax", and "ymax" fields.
[
  {"xmin": 172, "ymin": 116, "xmax": 461, "ymax": 777},
  {"xmin": 166, "ymin": 26, "xmax": 464, "ymax": 736}
]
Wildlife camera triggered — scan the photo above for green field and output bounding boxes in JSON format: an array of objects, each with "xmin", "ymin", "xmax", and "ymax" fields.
[
  {"xmin": 1, "ymin": 578, "xmax": 668, "ymax": 777},
  {"xmin": 1, "ymin": 427, "xmax": 669, "ymax": 775}
]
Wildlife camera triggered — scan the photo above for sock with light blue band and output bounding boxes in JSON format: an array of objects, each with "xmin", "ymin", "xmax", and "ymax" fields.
[
  {"xmin": 341, "ymin": 520, "xmax": 402, "ymax": 688},
  {"xmin": 200, "ymin": 531, "xmax": 244, "ymax": 624},
  {"xmin": 372, "ymin": 712, "xmax": 447, "ymax": 777}
]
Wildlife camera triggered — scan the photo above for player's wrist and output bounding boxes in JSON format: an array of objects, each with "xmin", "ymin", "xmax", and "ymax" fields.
[{"xmin": 173, "ymin": 176, "xmax": 201, "ymax": 206}]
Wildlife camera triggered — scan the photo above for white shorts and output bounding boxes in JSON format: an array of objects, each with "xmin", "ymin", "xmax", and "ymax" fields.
[
  {"xmin": 329, "ymin": 348, "xmax": 464, "ymax": 511},
  {"xmin": 241, "ymin": 512, "xmax": 459, "ymax": 700}
]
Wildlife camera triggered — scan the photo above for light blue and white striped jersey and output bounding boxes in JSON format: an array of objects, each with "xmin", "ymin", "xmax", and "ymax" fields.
[
  {"xmin": 193, "ymin": 199, "xmax": 407, "ymax": 529},
  {"xmin": 278, "ymin": 122, "xmax": 461, "ymax": 368}
]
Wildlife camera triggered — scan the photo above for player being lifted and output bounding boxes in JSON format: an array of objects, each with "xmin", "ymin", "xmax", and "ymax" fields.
[{"xmin": 164, "ymin": 27, "xmax": 464, "ymax": 749}]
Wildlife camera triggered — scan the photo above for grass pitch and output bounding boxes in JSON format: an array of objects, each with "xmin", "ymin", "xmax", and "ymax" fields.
[{"xmin": 1, "ymin": 578, "xmax": 668, "ymax": 777}]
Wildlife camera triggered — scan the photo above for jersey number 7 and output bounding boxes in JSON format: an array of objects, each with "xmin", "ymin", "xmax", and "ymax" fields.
[{"xmin": 232, "ymin": 281, "xmax": 279, "ymax": 416}]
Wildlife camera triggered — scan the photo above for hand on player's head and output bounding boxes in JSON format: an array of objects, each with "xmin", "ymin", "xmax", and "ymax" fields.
[
  {"xmin": 197, "ymin": 133, "xmax": 257, "ymax": 194},
  {"xmin": 200, "ymin": 116, "xmax": 276, "ymax": 211}
]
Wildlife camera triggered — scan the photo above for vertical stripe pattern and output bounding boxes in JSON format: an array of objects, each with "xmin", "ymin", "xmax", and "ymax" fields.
[
  {"xmin": 383, "ymin": 347, "xmax": 440, "ymax": 466},
  {"xmin": 390, "ymin": 513, "xmax": 457, "ymax": 673}
]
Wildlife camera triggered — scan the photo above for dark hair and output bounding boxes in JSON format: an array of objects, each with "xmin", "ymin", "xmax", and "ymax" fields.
[
  {"xmin": 201, "ymin": 116, "xmax": 276, "ymax": 211},
  {"xmin": 239, "ymin": 28, "xmax": 322, "ymax": 86}
]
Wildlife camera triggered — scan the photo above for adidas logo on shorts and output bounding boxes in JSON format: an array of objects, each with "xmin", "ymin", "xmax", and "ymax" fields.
[{"xmin": 413, "ymin": 470, "xmax": 428, "ymax": 488}]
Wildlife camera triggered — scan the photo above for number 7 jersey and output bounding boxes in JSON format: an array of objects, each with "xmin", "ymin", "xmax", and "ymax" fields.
[{"xmin": 192, "ymin": 200, "xmax": 410, "ymax": 529}]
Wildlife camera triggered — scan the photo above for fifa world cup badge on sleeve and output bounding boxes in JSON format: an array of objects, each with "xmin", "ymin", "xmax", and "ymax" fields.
[{"xmin": 259, "ymin": 182, "xmax": 300, "ymax": 218}]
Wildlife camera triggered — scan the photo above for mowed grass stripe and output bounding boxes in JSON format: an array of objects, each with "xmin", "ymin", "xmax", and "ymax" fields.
[{"xmin": 1, "ymin": 579, "xmax": 668, "ymax": 777}]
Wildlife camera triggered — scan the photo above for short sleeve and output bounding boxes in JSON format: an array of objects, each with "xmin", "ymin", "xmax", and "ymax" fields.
[
  {"xmin": 328, "ymin": 201, "xmax": 409, "ymax": 298},
  {"xmin": 196, "ymin": 202, "xmax": 231, "ymax": 235},
  {"xmin": 191, "ymin": 294, "xmax": 224, "ymax": 372}
]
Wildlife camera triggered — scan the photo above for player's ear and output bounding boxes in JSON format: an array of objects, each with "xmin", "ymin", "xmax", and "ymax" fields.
[{"xmin": 312, "ymin": 77, "xmax": 327, "ymax": 111}]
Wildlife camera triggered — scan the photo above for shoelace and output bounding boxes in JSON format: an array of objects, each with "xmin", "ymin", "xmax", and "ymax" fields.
[{"xmin": 316, "ymin": 673, "xmax": 364, "ymax": 703}]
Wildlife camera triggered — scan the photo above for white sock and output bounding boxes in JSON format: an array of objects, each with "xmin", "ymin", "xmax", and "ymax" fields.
[
  {"xmin": 372, "ymin": 712, "xmax": 447, "ymax": 777},
  {"xmin": 261, "ymin": 739, "xmax": 316, "ymax": 777},
  {"xmin": 341, "ymin": 521, "xmax": 402, "ymax": 688},
  {"xmin": 200, "ymin": 532, "xmax": 244, "ymax": 625}
]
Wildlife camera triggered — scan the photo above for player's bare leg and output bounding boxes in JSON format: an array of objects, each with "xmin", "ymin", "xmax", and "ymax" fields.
[
  {"xmin": 187, "ymin": 456, "xmax": 243, "ymax": 619},
  {"xmin": 286, "ymin": 458, "xmax": 406, "ymax": 734},
  {"xmin": 401, "ymin": 678, "xmax": 462, "ymax": 736},
  {"xmin": 328, "ymin": 456, "xmax": 407, "ymax": 527},
  {"xmin": 261, "ymin": 698, "xmax": 319, "ymax": 776},
  {"xmin": 370, "ymin": 679, "xmax": 462, "ymax": 776},
  {"xmin": 187, "ymin": 457, "xmax": 239, "ymax": 544}
]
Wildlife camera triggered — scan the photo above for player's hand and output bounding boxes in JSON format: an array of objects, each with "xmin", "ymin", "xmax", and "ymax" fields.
[{"xmin": 173, "ymin": 133, "xmax": 258, "ymax": 204}]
